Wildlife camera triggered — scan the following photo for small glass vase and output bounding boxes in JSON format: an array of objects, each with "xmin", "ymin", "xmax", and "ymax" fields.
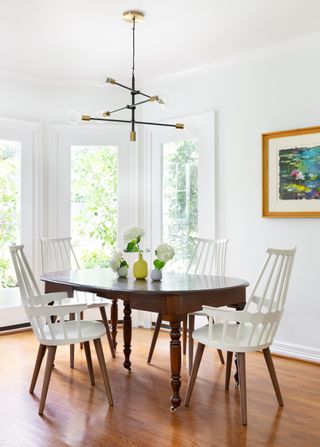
[
  {"xmin": 151, "ymin": 268, "xmax": 162, "ymax": 281},
  {"xmin": 117, "ymin": 266, "xmax": 128, "ymax": 278},
  {"xmin": 133, "ymin": 253, "xmax": 148, "ymax": 280}
]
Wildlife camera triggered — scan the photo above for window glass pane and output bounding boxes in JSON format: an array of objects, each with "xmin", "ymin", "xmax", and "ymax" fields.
[
  {"xmin": 162, "ymin": 139, "xmax": 199, "ymax": 271},
  {"xmin": 71, "ymin": 145, "xmax": 118, "ymax": 267},
  {"xmin": 0, "ymin": 140, "xmax": 21, "ymax": 307}
]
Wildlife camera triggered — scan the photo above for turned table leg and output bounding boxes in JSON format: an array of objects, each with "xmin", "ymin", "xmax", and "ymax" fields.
[
  {"xmin": 170, "ymin": 320, "xmax": 182, "ymax": 411},
  {"xmin": 111, "ymin": 298, "xmax": 118, "ymax": 350},
  {"xmin": 123, "ymin": 301, "xmax": 132, "ymax": 371}
]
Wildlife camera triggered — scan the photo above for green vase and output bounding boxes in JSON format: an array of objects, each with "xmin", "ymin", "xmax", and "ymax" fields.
[{"xmin": 133, "ymin": 253, "xmax": 148, "ymax": 280}]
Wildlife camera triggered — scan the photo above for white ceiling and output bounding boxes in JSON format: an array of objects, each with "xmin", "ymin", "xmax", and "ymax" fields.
[{"xmin": 1, "ymin": 0, "xmax": 320, "ymax": 82}]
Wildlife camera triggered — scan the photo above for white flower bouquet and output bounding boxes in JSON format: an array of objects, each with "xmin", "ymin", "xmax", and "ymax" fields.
[
  {"xmin": 153, "ymin": 243, "xmax": 175, "ymax": 270},
  {"xmin": 123, "ymin": 226, "xmax": 146, "ymax": 253},
  {"xmin": 110, "ymin": 248, "xmax": 129, "ymax": 277}
]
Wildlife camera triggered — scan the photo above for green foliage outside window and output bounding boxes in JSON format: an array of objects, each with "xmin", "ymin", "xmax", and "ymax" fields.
[
  {"xmin": 163, "ymin": 139, "xmax": 198, "ymax": 270},
  {"xmin": 71, "ymin": 146, "xmax": 118, "ymax": 267},
  {"xmin": 0, "ymin": 143, "xmax": 20, "ymax": 288}
]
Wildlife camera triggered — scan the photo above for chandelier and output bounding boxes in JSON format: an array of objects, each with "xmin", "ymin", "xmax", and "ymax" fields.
[{"xmin": 69, "ymin": 10, "xmax": 184, "ymax": 141}]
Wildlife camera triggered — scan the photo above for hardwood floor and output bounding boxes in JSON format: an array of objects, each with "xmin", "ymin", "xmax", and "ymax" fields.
[{"xmin": 0, "ymin": 328, "xmax": 319, "ymax": 447}]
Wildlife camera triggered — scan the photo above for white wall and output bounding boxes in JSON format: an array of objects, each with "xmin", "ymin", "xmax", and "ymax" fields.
[{"xmin": 141, "ymin": 33, "xmax": 320, "ymax": 362}]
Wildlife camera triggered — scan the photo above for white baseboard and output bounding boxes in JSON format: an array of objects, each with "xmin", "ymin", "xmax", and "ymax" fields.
[{"xmin": 271, "ymin": 341, "xmax": 320, "ymax": 363}]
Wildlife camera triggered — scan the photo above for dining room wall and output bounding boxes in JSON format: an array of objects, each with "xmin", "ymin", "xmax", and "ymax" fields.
[{"xmin": 140, "ymin": 32, "xmax": 320, "ymax": 362}]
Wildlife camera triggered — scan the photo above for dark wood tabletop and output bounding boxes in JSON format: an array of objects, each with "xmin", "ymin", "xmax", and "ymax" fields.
[{"xmin": 41, "ymin": 268, "xmax": 249, "ymax": 410}]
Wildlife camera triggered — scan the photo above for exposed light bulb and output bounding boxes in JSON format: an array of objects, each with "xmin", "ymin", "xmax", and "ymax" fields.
[
  {"xmin": 67, "ymin": 110, "xmax": 82, "ymax": 125},
  {"xmin": 96, "ymin": 73, "xmax": 113, "ymax": 88},
  {"xmin": 155, "ymin": 91, "xmax": 173, "ymax": 111}
]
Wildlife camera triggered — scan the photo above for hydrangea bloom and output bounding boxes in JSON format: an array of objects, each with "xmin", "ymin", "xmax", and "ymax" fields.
[
  {"xmin": 110, "ymin": 258, "xmax": 121, "ymax": 272},
  {"xmin": 156, "ymin": 243, "xmax": 175, "ymax": 263},
  {"xmin": 123, "ymin": 226, "xmax": 145, "ymax": 243},
  {"xmin": 110, "ymin": 248, "xmax": 127, "ymax": 272}
]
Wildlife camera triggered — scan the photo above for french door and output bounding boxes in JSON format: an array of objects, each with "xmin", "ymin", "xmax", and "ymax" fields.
[
  {"xmin": 0, "ymin": 122, "xmax": 39, "ymax": 329},
  {"xmin": 48, "ymin": 127, "xmax": 136, "ymax": 268},
  {"xmin": 148, "ymin": 112, "xmax": 216, "ymax": 270}
]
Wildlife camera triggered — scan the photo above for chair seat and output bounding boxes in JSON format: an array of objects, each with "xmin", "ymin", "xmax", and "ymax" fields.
[
  {"xmin": 192, "ymin": 323, "xmax": 272, "ymax": 353},
  {"xmin": 43, "ymin": 320, "xmax": 106, "ymax": 346}
]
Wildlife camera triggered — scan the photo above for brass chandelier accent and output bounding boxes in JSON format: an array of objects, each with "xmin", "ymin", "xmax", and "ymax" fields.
[{"xmin": 78, "ymin": 10, "xmax": 184, "ymax": 141}]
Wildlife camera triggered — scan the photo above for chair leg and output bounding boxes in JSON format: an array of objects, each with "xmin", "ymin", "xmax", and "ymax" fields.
[
  {"xmin": 39, "ymin": 346, "xmax": 57, "ymax": 415},
  {"xmin": 237, "ymin": 352, "xmax": 247, "ymax": 425},
  {"xmin": 225, "ymin": 351, "xmax": 233, "ymax": 390},
  {"xmin": 80, "ymin": 312, "xmax": 84, "ymax": 350},
  {"xmin": 263, "ymin": 347, "xmax": 284, "ymax": 406},
  {"xmin": 188, "ymin": 314, "xmax": 195, "ymax": 375},
  {"xmin": 99, "ymin": 306, "xmax": 116, "ymax": 358},
  {"xmin": 185, "ymin": 343, "xmax": 205, "ymax": 407},
  {"xmin": 69, "ymin": 313, "xmax": 75, "ymax": 368},
  {"xmin": 147, "ymin": 313, "xmax": 162, "ymax": 364},
  {"xmin": 93, "ymin": 338, "xmax": 113, "ymax": 406},
  {"xmin": 29, "ymin": 344, "xmax": 47, "ymax": 394},
  {"xmin": 84, "ymin": 341, "xmax": 95, "ymax": 386},
  {"xmin": 217, "ymin": 349, "xmax": 225, "ymax": 364},
  {"xmin": 182, "ymin": 316, "xmax": 187, "ymax": 355}
]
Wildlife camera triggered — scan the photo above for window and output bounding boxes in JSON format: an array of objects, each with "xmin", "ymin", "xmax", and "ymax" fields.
[
  {"xmin": 0, "ymin": 140, "xmax": 21, "ymax": 305},
  {"xmin": 51, "ymin": 128, "xmax": 134, "ymax": 259},
  {"xmin": 162, "ymin": 139, "xmax": 199, "ymax": 270},
  {"xmin": 149, "ymin": 112, "xmax": 215, "ymax": 271},
  {"xmin": 70, "ymin": 145, "xmax": 118, "ymax": 266},
  {"xmin": 0, "ymin": 121, "xmax": 39, "ymax": 329}
]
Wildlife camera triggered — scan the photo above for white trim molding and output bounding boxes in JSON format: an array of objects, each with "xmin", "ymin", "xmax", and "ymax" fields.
[{"xmin": 271, "ymin": 341, "xmax": 320, "ymax": 364}]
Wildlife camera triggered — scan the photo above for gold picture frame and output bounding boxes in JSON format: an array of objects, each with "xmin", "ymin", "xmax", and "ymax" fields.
[{"xmin": 262, "ymin": 125, "xmax": 320, "ymax": 217}]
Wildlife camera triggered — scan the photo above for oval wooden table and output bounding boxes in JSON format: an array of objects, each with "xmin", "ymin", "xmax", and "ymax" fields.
[{"xmin": 41, "ymin": 269, "xmax": 249, "ymax": 410}]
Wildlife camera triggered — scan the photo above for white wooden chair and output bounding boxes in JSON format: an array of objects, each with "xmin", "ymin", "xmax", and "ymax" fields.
[
  {"xmin": 185, "ymin": 247, "xmax": 296, "ymax": 425},
  {"xmin": 10, "ymin": 244, "xmax": 113, "ymax": 415},
  {"xmin": 147, "ymin": 238, "xmax": 229, "ymax": 374},
  {"xmin": 40, "ymin": 237, "xmax": 115, "ymax": 367}
]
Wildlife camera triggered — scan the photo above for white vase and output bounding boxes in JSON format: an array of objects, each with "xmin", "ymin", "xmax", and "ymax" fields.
[
  {"xmin": 151, "ymin": 268, "xmax": 162, "ymax": 281},
  {"xmin": 117, "ymin": 266, "xmax": 128, "ymax": 278}
]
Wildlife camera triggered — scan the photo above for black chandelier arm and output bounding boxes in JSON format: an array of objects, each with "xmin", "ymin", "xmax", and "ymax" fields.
[
  {"xmin": 85, "ymin": 117, "xmax": 131, "ymax": 124},
  {"xmin": 108, "ymin": 105, "xmax": 131, "ymax": 114},
  {"xmin": 106, "ymin": 99, "xmax": 150, "ymax": 115},
  {"xmin": 112, "ymin": 80, "xmax": 135, "ymax": 92},
  {"xmin": 114, "ymin": 82, "xmax": 162, "ymax": 102},
  {"xmin": 83, "ymin": 116, "xmax": 184, "ymax": 129},
  {"xmin": 108, "ymin": 77, "xmax": 159, "ymax": 101},
  {"xmin": 133, "ymin": 98, "xmax": 151, "ymax": 107},
  {"xmin": 135, "ymin": 120, "xmax": 184, "ymax": 129}
]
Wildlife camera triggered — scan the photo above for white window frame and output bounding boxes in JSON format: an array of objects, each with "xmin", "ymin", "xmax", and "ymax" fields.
[
  {"xmin": 142, "ymin": 111, "xmax": 216, "ymax": 258},
  {"xmin": 46, "ymin": 124, "xmax": 139, "ymax": 243},
  {"xmin": 0, "ymin": 117, "xmax": 42, "ymax": 329}
]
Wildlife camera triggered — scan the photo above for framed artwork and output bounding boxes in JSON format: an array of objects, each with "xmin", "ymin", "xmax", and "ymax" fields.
[{"xmin": 262, "ymin": 125, "xmax": 320, "ymax": 217}]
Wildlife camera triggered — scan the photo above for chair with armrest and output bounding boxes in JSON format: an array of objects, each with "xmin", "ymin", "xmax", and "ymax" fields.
[
  {"xmin": 10, "ymin": 244, "xmax": 113, "ymax": 415},
  {"xmin": 147, "ymin": 237, "xmax": 228, "ymax": 373},
  {"xmin": 40, "ymin": 237, "xmax": 115, "ymax": 367},
  {"xmin": 185, "ymin": 247, "xmax": 296, "ymax": 425}
]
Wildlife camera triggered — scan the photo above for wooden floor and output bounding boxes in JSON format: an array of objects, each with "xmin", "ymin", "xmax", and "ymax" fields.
[{"xmin": 0, "ymin": 329, "xmax": 319, "ymax": 447}]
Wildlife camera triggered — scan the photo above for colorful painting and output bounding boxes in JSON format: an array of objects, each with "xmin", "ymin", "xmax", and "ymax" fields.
[
  {"xmin": 279, "ymin": 145, "xmax": 320, "ymax": 200},
  {"xmin": 262, "ymin": 126, "xmax": 320, "ymax": 217}
]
